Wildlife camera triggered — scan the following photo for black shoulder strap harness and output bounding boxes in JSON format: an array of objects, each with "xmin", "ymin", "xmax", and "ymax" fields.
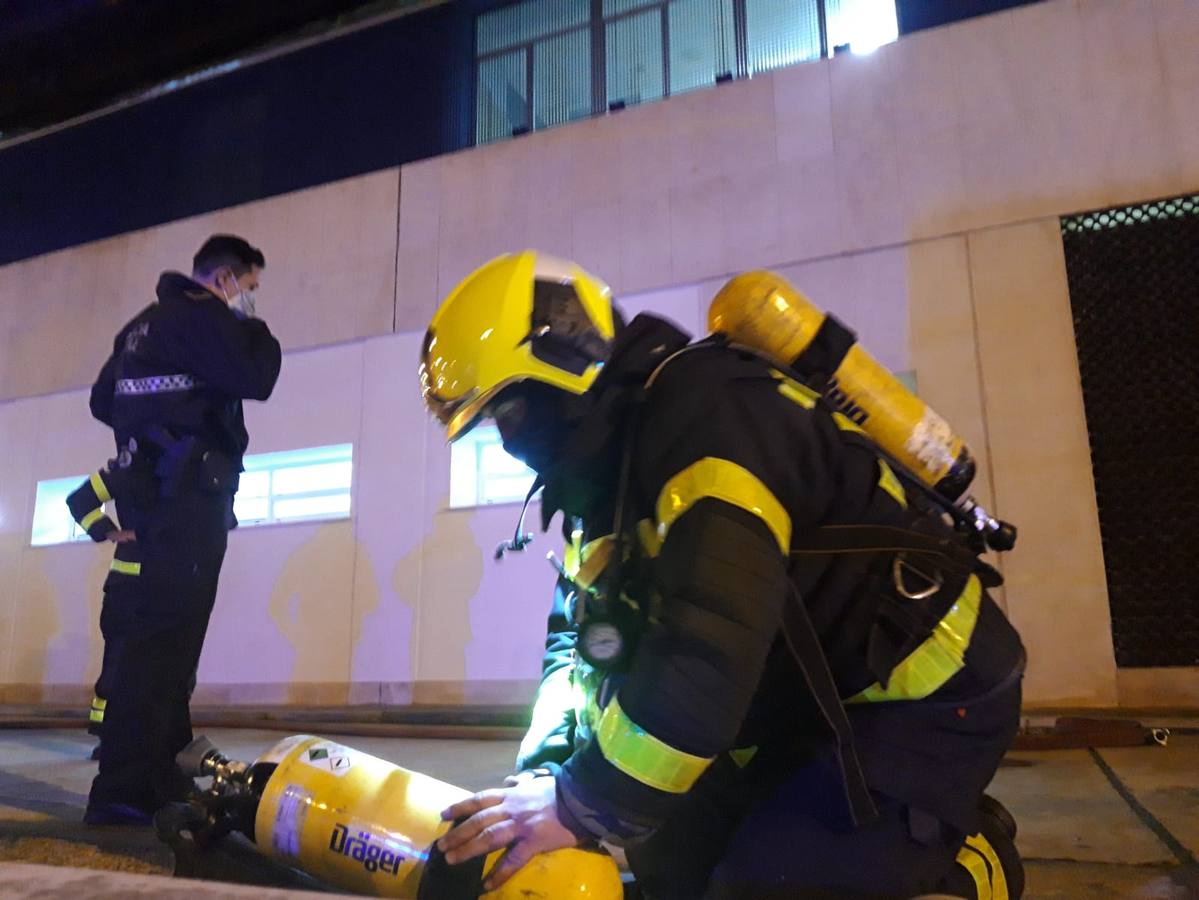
[{"xmin": 595, "ymin": 337, "xmax": 1012, "ymax": 829}]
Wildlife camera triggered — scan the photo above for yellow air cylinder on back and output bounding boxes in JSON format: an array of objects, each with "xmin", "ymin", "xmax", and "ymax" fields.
[
  {"xmin": 708, "ymin": 271, "xmax": 976, "ymax": 499},
  {"xmin": 252, "ymin": 734, "xmax": 622, "ymax": 900}
]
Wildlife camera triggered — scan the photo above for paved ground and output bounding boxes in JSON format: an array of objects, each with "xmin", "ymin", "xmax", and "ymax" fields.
[{"xmin": 1, "ymin": 726, "xmax": 1197, "ymax": 898}]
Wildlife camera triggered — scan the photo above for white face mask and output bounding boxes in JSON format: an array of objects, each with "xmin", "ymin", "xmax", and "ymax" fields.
[
  {"xmin": 236, "ymin": 286, "xmax": 257, "ymax": 319},
  {"xmin": 221, "ymin": 271, "xmax": 257, "ymax": 318}
]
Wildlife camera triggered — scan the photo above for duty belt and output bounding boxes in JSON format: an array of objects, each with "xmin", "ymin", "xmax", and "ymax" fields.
[{"xmin": 115, "ymin": 374, "xmax": 202, "ymax": 395}]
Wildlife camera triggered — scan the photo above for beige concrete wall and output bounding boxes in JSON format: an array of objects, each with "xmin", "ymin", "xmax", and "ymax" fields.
[
  {"xmin": 385, "ymin": 0, "xmax": 1196, "ymax": 708},
  {"xmin": 0, "ymin": 399, "xmax": 45, "ymax": 695},
  {"xmin": 5, "ymin": 0, "xmax": 1192, "ymax": 371},
  {"xmin": 1117, "ymin": 669, "xmax": 1199, "ymax": 710},
  {"xmin": 968, "ymin": 219, "xmax": 1118, "ymax": 706},
  {"xmin": 391, "ymin": 0, "xmax": 1195, "ymax": 328},
  {"xmin": 905, "ymin": 236, "xmax": 1004, "ymax": 606},
  {"xmin": 0, "ymin": 233, "xmax": 1154, "ymax": 710},
  {"xmin": 0, "ymin": 327, "xmax": 601, "ymax": 708},
  {"xmin": 2, "ymin": 0, "xmax": 1196, "ymax": 708},
  {"xmin": 0, "ymin": 168, "xmax": 399, "ymax": 402},
  {"xmin": 0, "ymin": 271, "xmax": 901, "ymax": 708}
]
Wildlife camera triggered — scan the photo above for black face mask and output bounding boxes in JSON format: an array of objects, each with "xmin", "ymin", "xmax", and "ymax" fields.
[{"xmin": 496, "ymin": 382, "xmax": 576, "ymax": 476}]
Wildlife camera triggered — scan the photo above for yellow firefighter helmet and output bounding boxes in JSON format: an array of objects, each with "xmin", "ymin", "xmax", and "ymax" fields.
[{"xmin": 420, "ymin": 251, "xmax": 617, "ymax": 441}]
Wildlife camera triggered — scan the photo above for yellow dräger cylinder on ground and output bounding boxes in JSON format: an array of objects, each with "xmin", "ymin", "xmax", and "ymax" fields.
[
  {"xmin": 174, "ymin": 734, "xmax": 622, "ymax": 900},
  {"xmin": 709, "ymin": 270, "xmax": 976, "ymax": 501}
]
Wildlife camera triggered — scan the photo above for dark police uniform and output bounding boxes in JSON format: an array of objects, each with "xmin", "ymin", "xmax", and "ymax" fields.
[
  {"xmin": 86, "ymin": 271, "xmax": 281, "ymax": 814},
  {"xmin": 521, "ymin": 315, "xmax": 1026, "ymax": 899}
]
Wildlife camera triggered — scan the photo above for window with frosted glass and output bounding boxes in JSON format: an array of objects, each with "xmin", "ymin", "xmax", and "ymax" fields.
[
  {"xmin": 473, "ymin": 0, "xmax": 899, "ymax": 146},
  {"xmin": 234, "ymin": 443, "xmax": 354, "ymax": 526},
  {"xmin": 476, "ymin": 0, "xmax": 591, "ymax": 143},
  {"xmin": 477, "ymin": 0, "xmax": 589, "ymax": 54},
  {"xmin": 533, "ymin": 29, "xmax": 593, "ymax": 129},
  {"xmin": 825, "ymin": 0, "xmax": 898, "ymax": 55},
  {"xmin": 449, "ymin": 424, "xmax": 537, "ymax": 508},
  {"xmin": 30, "ymin": 475, "xmax": 93, "ymax": 546},
  {"xmin": 28, "ymin": 443, "xmax": 354, "ymax": 544},
  {"xmin": 477, "ymin": 50, "xmax": 528, "ymax": 144},
  {"xmin": 605, "ymin": 8, "xmax": 665, "ymax": 108},
  {"xmin": 666, "ymin": 0, "xmax": 738, "ymax": 94},
  {"xmin": 667, "ymin": 0, "xmax": 736, "ymax": 96},
  {"xmin": 603, "ymin": 0, "xmax": 659, "ymax": 15},
  {"xmin": 746, "ymin": 0, "xmax": 822, "ymax": 74}
]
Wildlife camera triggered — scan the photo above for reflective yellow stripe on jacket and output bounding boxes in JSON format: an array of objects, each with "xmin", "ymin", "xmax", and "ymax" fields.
[
  {"xmin": 772, "ymin": 369, "xmax": 864, "ymax": 436},
  {"xmin": 109, "ymin": 559, "xmax": 141, "ymax": 576},
  {"xmin": 596, "ymin": 696, "xmax": 714, "ymax": 793},
  {"xmin": 876, "ymin": 459, "xmax": 907, "ymax": 508},
  {"xmin": 845, "ymin": 575, "xmax": 982, "ymax": 704},
  {"xmin": 90, "ymin": 471, "xmax": 112, "ymax": 504},
  {"xmin": 80, "ymin": 507, "xmax": 106, "ymax": 531},
  {"xmin": 655, "ymin": 457, "xmax": 791, "ymax": 554}
]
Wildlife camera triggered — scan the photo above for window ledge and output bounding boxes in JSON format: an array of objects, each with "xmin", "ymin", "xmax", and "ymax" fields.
[{"xmin": 232, "ymin": 514, "xmax": 353, "ymax": 533}]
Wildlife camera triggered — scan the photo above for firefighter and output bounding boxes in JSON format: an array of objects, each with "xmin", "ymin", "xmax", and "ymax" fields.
[
  {"xmin": 83, "ymin": 234, "xmax": 282, "ymax": 825},
  {"xmin": 66, "ymin": 466, "xmax": 141, "ymax": 758},
  {"xmin": 420, "ymin": 252, "xmax": 1026, "ymax": 898}
]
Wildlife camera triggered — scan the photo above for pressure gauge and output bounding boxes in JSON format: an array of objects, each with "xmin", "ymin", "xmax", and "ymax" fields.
[{"xmin": 580, "ymin": 621, "xmax": 624, "ymax": 667}]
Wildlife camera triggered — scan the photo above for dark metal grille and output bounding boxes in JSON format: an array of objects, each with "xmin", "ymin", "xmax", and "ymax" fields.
[{"xmin": 1061, "ymin": 193, "xmax": 1199, "ymax": 667}]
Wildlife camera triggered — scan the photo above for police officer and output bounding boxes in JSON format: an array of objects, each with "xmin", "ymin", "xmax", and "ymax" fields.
[
  {"xmin": 422, "ymin": 252, "xmax": 1027, "ymax": 898},
  {"xmin": 84, "ymin": 234, "xmax": 281, "ymax": 825}
]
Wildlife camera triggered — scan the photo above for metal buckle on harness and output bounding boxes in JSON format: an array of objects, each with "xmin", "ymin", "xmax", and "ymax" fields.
[
  {"xmin": 892, "ymin": 554, "xmax": 943, "ymax": 600},
  {"xmin": 114, "ymin": 436, "xmax": 139, "ymax": 469}
]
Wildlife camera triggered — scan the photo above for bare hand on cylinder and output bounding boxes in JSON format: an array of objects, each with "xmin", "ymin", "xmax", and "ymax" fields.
[
  {"xmin": 105, "ymin": 529, "xmax": 136, "ymax": 543},
  {"xmin": 438, "ymin": 775, "xmax": 579, "ymax": 890},
  {"xmin": 502, "ymin": 767, "xmax": 549, "ymax": 787}
]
